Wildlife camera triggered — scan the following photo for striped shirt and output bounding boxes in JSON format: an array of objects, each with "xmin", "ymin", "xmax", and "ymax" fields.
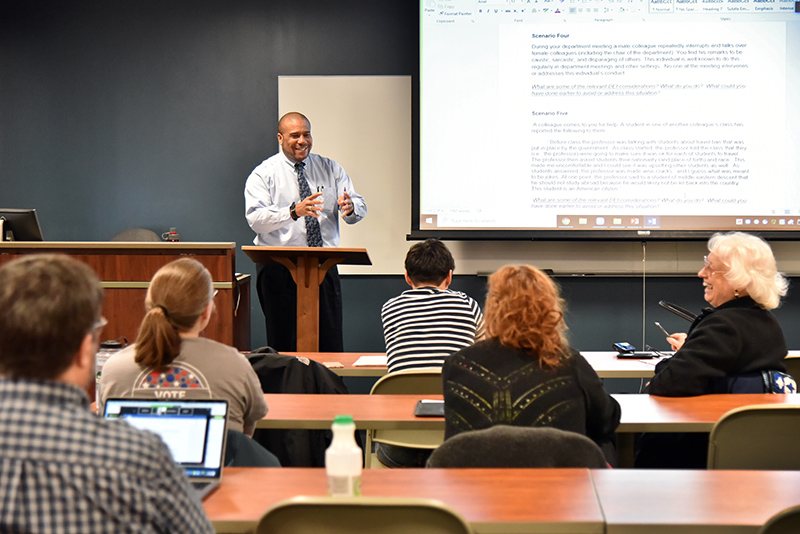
[
  {"xmin": 0, "ymin": 378, "xmax": 214, "ymax": 534},
  {"xmin": 382, "ymin": 287, "xmax": 485, "ymax": 373}
]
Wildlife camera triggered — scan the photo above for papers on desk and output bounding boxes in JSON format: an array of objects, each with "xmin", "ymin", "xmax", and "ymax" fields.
[{"xmin": 353, "ymin": 355, "xmax": 388, "ymax": 367}]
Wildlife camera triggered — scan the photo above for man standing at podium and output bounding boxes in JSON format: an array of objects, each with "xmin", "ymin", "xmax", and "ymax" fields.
[{"xmin": 245, "ymin": 112, "xmax": 367, "ymax": 352}]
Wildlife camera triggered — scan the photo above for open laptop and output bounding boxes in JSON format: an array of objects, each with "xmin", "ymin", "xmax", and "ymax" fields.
[{"xmin": 103, "ymin": 398, "xmax": 228, "ymax": 499}]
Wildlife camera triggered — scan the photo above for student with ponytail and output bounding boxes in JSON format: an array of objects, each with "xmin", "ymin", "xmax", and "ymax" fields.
[{"xmin": 98, "ymin": 258, "xmax": 267, "ymax": 435}]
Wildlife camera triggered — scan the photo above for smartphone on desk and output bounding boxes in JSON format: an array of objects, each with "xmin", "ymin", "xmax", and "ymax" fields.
[
  {"xmin": 612, "ymin": 342, "xmax": 636, "ymax": 354},
  {"xmin": 616, "ymin": 351, "xmax": 656, "ymax": 359},
  {"xmin": 613, "ymin": 342, "xmax": 655, "ymax": 359}
]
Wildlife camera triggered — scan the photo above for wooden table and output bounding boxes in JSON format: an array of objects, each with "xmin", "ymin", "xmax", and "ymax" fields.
[
  {"xmin": 614, "ymin": 393, "xmax": 800, "ymax": 466},
  {"xmin": 614, "ymin": 393, "xmax": 800, "ymax": 432},
  {"xmin": 294, "ymin": 351, "xmax": 667, "ymax": 379},
  {"xmin": 286, "ymin": 352, "xmax": 389, "ymax": 377},
  {"xmin": 204, "ymin": 467, "xmax": 800, "ymax": 534},
  {"xmin": 593, "ymin": 468, "xmax": 800, "ymax": 533},
  {"xmin": 294, "ymin": 351, "xmax": 800, "ymax": 381},
  {"xmin": 258, "ymin": 392, "xmax": 800, "ymax": 468},
  {"xmin": 258, "ymin": 392, "xmax": 800, "ymax": 432},
  {"xmin": 258, "ymin": 394, "xmax": 443, "ymax": 431},
  {"xmin": 580, "ymin": 351, "xmax": 663, "ymax": 379},
  {"xmin": 204, "ymin": 467, "xmax": 604, "ymax": 534}
]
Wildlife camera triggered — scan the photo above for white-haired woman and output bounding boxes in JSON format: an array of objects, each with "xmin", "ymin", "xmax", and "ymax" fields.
[{"xmin": 648, "ymin": 231, "xmax": 788, "ymax": 397}]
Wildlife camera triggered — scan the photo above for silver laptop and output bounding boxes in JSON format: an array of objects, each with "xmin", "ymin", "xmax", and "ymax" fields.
[{"xmin": 103, "ymin": 398, "xmax": 228, "ymax": 499}]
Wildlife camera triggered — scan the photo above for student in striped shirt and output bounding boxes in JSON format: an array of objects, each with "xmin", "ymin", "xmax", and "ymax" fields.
[
  {"xmin": 378, "ymin": 239, "xmax": 484, "ymax": 467},
  {"xmin": 382, "ymin": 239, "xmax": 485, "ymax": 374}
]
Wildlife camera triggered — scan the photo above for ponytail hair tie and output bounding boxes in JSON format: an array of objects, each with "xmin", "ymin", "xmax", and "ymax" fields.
[{"xmin": 154, "ymin": 304, "xmax": 170, "ymax": 318}]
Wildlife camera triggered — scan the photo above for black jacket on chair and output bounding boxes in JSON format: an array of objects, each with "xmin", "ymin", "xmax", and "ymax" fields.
[{"xmin": 248, "ymin": 349, "xmax": 353, "ymax": 467}]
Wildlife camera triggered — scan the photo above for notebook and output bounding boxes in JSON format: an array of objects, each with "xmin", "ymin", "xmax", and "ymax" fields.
[{"xmin": 103, "ymin": 398, "xmax": 229, "ymax": 500}]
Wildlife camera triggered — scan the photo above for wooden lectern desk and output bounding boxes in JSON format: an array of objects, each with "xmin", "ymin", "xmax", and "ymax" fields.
[
  {"xmin": 243, "ymin": 246, "xmax": 371, "ymax": 352},
  {"xmin": 0, "ymin": 242, "xmax": 250, "ymax": 351}
]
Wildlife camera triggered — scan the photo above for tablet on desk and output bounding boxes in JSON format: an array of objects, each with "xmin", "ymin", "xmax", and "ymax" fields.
[{"xmin": 414, "ymin": 399, "xmax": 444, "ymax": 417}]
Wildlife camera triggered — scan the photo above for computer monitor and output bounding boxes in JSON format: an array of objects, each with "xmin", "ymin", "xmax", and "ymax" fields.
[{"xmin": 0, "ymin": 209, "xmax": 44, "ymax": 241}]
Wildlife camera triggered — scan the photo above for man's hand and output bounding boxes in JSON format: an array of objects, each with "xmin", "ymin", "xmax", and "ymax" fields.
[
  {"xmin": 297, "ymin": 192, "xmax": 323, "ymax": 218},
  {"xmin": 667, "ymin": 333, "xmax": 687, "ymax": 351},
  {"xmin": 338, "ymin": 190, "xmax": 354, "ymax": 217}
]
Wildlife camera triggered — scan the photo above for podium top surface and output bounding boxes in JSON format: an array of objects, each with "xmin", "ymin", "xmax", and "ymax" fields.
[
  {"xmin": 0, "ymin": 241, "xmax": 235, "ymax": 251},
  {"xmin": 242, "ymin": 246, "xmax": 372, "ymax": 266}
]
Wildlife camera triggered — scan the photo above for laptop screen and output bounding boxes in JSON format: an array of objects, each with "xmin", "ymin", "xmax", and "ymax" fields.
[{"xmin": 103, "ymin": 399, "xmax": 228, "ymax": 480}]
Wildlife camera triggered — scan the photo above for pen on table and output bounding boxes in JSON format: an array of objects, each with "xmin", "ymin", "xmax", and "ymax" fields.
[{"xmin": 654, "ymin": 321, "xmax": 670, "ymax": 337}]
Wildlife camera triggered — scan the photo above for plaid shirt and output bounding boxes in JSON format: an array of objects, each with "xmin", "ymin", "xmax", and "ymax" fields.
[{"xmin": 0, "ymin": 378, "xmax": 214, "ymax": 534}]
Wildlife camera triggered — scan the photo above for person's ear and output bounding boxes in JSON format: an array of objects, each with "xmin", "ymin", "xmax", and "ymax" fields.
[
  {"xmin": 77, "ymin": 333, "xmax": 97, "ymax": 372},
  {"xmin": 198, "ymin": 301, "xmax": 214, "ymax": 331},
  {"xmin": 444, "ymin": 270, "xmax": 453, "ymax": 287},
  {"xmin": 404, "ymin": 271, "xmax": 414, "ymax": 288}
]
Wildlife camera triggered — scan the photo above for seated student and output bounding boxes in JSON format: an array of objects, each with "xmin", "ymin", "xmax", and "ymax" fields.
[
  {"xmin": 442, "ymin": 265, "xmax": 621, "ymax": 464},
  {"xmin": 377, "ymin": 239, "xmax": 484, "ymax": 467},
  {"xmin": 382, "ymin": 238, "xmax": 485, "ymax": 373},
  {"xmin": 99, "ymin": 258, "xmax": 267, "ymax": 436},
  {"xmin": 0, "ymin": 254, "xmax": 213, "ymax": 533},
  {"xmin": 637, "ymin": 232, "xmax": 789, "ymax": 467}
]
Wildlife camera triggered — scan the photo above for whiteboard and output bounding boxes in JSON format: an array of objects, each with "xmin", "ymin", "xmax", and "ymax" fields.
[{"xmin": 279, "ymin": 75, "xmax": 411, "ymax": 274}]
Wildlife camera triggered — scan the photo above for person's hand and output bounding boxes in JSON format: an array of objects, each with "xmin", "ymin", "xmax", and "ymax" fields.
[
  {"xmin": 297, "ymin": 192, "xmax": 323, "ymax": 218},
  {"xmin": 338, "ymin": 190, "xmax": 354, "ymax": 217},
  {"xmin": 666, "ymin": 332, "xmax": 687, "ymax": 351}
]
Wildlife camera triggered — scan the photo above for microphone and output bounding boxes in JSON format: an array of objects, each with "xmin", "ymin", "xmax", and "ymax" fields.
[{"xmin": 658, "ymin": 300, "xmax": 698, "ymax": 322}]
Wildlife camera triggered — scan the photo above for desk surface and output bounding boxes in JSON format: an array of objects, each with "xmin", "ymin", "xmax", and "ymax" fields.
[
  {"xmin": 285, "ymin": 352, "xmax": 389, "ymax": 377},
  {"xmin": 205, "ymin": 467, "xmax": 604, "ymax": 534},
  {"xmin": 259, "ymin": 393, "xmax": 444, "ymax": 430},
  {"xmin": 593, "ymin": 468, "xmax": 800, "ymax": 534},
  {"xmin": 614, "ymin": 393, "xmax": 800, "ymax": 432},
  {"xmin": 293, "ymin": 351, "xmax": 800, "ymax": 379},
  {"xmin": 259, "ymin": 393, "xmax": 800, "ymax": 434},
  {"xmin": 291, "ymin": 351, "xmax": 664, "ymax": 379},
  {"xmin": 205, "ymin": 468, "xmax": 800, "ymax": 534}
]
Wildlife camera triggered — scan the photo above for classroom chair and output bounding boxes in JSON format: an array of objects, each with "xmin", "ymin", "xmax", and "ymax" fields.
[
  {"xmin": 707, "ymin": 404, "xmax": 800, "ymax": 470},
  {"xmin": 782, "ymin": 357, "xmax": 800, "ymax": 386},
  {"xmin": 426, "ymin": 425, "xmax": 609, "ymax": 468},
  {"xmin": 255, "ymin": 496, "xmax": 472, "ymax": 534},
  {"xmin": 758, "ymin": 504, "xmax": 800, "ymax": 534},
  {"xmin": 366, "ymin": 368, "xmax": 445, "ymax": 468}
]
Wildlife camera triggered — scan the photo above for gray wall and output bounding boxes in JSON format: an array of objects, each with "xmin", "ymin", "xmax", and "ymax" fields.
[{"xmin": 3, "ymin": 1, "xmax": 799, "ymax": 351}]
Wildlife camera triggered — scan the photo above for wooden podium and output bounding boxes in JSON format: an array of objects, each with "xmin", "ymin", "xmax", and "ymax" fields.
[
  {"xmin": 243, "ymin": 246, "xmax": 371, "ymax": 351},
  {"xmin": 0, "ymin": 241, "xmax": 251, "ymax": 351}
]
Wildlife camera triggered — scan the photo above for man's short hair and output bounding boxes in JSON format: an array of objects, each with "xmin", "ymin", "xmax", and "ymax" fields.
[
  {"xmin": 405, "ymin": 239, "xmax": 455, "ymax": 286},
  {"xmin": 0, "ymin": 254, "xmax": 104, "ymax": 379}
]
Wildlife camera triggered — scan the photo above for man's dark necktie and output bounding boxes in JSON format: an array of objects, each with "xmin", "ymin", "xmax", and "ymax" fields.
[{"xmin": 295, "ymin": 162, "xmax": 323, "ymax": 247}]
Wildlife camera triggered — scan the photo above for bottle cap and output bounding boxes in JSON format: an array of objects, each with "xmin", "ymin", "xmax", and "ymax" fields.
[{"xmin": 333, "ymin": 415, "xmax": 354, "ymax": 425}]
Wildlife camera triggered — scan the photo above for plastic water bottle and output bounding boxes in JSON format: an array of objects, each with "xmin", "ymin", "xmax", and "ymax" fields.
[{"xmin": 325, "ymin": 415, "xmax": 362, "ymax": 497}]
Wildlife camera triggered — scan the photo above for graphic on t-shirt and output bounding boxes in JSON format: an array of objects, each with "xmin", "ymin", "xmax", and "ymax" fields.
[{"xmin": 132, "ymin": 362, "xmax": 212, "ymax": 399}]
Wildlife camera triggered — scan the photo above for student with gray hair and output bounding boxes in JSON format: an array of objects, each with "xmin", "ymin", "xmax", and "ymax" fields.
[
  {"xmin": 638, "ymin": 232, "xmax": 789, "ymax": 468},
  {"xmin": 648, "ymin": 231, "xmax": 788, "ymax": 397}
]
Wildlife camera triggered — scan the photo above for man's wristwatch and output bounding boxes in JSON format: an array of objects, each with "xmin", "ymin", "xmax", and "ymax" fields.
[{"xmin": 290, "ymin": 202, "xmax": 298, "ymax": 221}]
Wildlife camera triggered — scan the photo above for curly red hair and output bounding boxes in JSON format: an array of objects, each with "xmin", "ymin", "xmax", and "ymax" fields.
[{"xmin": 485, "ymin": 265, "xmax": 568, "ymax": 368}]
